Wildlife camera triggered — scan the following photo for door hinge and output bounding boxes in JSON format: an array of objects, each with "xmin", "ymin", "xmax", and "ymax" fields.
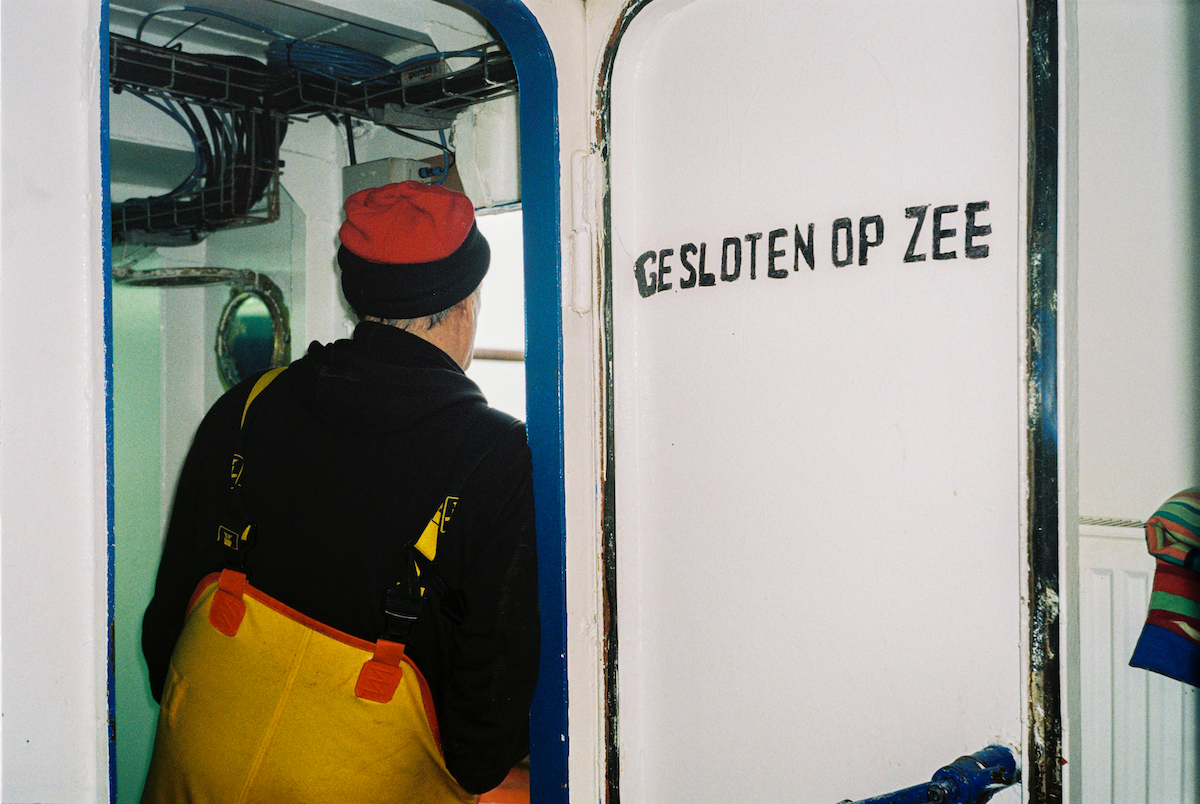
[{"xmin": 569, "ymin": 149, "xmax": 601, "ymax": 315}]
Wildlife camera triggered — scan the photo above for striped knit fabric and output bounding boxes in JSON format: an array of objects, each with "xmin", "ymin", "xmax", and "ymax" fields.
[{"xmin": 1129, "ymin": 488, "xmax": 1200, "ymax": 688}]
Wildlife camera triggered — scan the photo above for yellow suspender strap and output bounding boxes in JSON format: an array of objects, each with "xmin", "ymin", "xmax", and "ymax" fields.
[
  {"xmin": 214, "ymin": 365, "xmax": 290, "ymax": 635},
  {"xmin": 241, "ymin": 366, "xmax": 288, "ymax": 428}
]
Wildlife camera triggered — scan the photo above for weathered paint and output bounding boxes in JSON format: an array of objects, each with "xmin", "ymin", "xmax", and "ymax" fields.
[
  {"xmin": 1026, "ymin": 1, "xmax": 1064, "ymax": 800},
  {"xmin": 592, "ymin": 4, "xmax": 657, "ymax": 801},
  {"xmin": 595, "ymin": 6, "xmax": 658, "ymax": 800}
]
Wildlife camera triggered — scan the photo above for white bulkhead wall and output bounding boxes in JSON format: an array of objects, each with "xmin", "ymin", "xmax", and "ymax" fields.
[
  {"xmin": 1077, "ymin": 0, "xmax": 1200, "ymax": 520},
  {"xmin": 0, "ymin": 0, "xmax": 603, "ymax": 800},
  {"xmin": 2, "ymin": 2, "xmax": 111, "ymax": 800},
  {"xmin": 1074, "ymin": 0, "xmax": 1200, "ymax": 799}
]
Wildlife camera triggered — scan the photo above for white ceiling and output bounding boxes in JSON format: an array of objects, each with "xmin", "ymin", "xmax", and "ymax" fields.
[{"xmin": 107, "ymin": 0, "xmax": 486, "ymax": 62}]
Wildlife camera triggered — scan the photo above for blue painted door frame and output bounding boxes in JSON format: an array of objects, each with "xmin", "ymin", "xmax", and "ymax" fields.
[{"xmin": 458, "ymin": 3, "xmax": 568, "ymax": 803}]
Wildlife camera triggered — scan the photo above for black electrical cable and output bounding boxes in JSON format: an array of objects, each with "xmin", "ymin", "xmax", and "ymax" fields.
[
  {"xmin": 181, "ymin": 101, "xmax": 217, "ymax": 187},
  {"xmin": 382, "ymin": 125, "xmax": 446, "ymax": 152},
  {"xmin": 434, "ymin": 129, "xmax": 452, "ymax": 185},
  {"xmin": 201, "ymin": 106, "xmax": 229, "ymax": 185},
  {"xmin": 112, "ymin": 93, "xmax": 286, "ymax": 244},
  {"xmin": 344, "ymin": 115, "xmax": 357, "ymax": 165},
  {"xmin": 162, "ymin": 16, "xmax": 206, "ymax": 49},
  {"xmin": 127, "ymin": 91, "xmax": 205, "ymax": 197},
  {"xmin": 114, "ymin": 21, "xmax": 291, "ymax": 245}
]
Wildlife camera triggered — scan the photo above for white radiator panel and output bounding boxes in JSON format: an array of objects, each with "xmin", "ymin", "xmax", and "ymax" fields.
[{"xmin": 1080, "ymin": 527, "xmax": 1199, "ymax": 804}]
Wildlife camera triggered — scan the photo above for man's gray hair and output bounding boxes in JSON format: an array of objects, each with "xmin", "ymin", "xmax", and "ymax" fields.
[
  {"xmin": 362, "ymin": 284, "xmax": 479, "ymax": 332},
  {"xmin": 364, "ymin": 305, "xmax": 453, "ymax": 332}
]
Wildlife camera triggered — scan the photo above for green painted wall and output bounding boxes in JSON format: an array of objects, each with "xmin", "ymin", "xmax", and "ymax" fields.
[{"xmin": 113, "ymin": 282, "xmax": 162, "ymax": 803}]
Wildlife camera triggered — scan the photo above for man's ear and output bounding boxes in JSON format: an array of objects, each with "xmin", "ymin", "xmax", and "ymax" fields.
[{"xmin": 456, "ymin": 294, "xmax": 477, "ymax": 321}]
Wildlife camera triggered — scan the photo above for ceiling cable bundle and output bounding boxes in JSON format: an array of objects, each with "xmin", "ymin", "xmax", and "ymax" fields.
[
  {"xmin": 111, "ymin": 85, "xmax": 286, "ymax": 246},
  {"xmin": 111, "ymin": 7, "xmax": 292, "ymax": 244},
  {"xmin": 110, "ymin": 5, "xmax": 517, "ymax": 242}
]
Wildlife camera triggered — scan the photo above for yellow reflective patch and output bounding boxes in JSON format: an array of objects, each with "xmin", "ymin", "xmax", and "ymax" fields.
[
  {"xmin": 414, "ymin": 496, "xmax": 456, "ymax": 561},
  {"xmin": 413, "ymin": 520, "xmax": 439, "ymax": 561},
  {"xmin": 217, "ymin": 524, "xmax": 251, "ymax": 549},
  {"xmin": 440, "ymin": 497, "xmax": 459, "ymax": 533},
  {"xmin": 218, "ymin": 525, "xmax": 239, "ymax": 549}
]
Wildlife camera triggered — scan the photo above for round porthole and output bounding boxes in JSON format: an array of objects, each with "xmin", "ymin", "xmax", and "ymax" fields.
[
  {"xmin": 112, "ymin": 266, "xmax": 291, "ymax": 390},
  {"xmin": 215, "ymin": 278, "xmax": 290, "ymax": 390}
]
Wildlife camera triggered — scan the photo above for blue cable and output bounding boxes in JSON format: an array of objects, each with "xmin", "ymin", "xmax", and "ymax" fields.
[
  {"xmin": 136, "ymin": 5, "xmax": 284, "ymax": 42},
  {"xmin": 264, "ymin": 39, "xmax": 396, "ymax": 85}
]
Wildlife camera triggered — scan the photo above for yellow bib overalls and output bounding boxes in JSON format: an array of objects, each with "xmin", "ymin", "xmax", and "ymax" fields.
[{"xmin": 142, "ymin": 368, "xmax": 476, "ymax": 804}]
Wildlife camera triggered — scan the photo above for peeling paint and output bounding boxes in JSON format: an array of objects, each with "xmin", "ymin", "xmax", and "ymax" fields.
[
  {"xmin": 1025, "ymin": 0, "xmax": 1063, "ymax": 800},
  {"xmin": 596, "ymin": 4, "xmax": 657, "ymax": 803}
]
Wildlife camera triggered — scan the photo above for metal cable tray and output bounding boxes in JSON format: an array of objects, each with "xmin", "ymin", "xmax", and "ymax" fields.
[
  {"xmin": 109, "ymin": 33, "xmax": 516, "ymax": 243},
  {"xmin": 111, "ymin": 170, "xmax": 281, "ymax": 246},
  {"xmin": 109, "ymin": 33, "xmax": 518, "ymax": 125},
  {"xmin": 110, "ymin": 34, "xmax": 275, "ymax": 114},
  {"xmin": 270, "ymin": 42, "xmax": 518, "ymax": 129}
]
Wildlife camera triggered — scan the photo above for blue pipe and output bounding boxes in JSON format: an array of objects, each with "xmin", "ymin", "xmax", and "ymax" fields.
[{"xmin": 840, "ymin": 745, "xmax": 1018, "ymax": 804}]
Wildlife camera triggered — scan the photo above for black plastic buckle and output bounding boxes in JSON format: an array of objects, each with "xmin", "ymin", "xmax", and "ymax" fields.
[{"xmin": 382, "ymin": 582, "xmax": 425, "ymax": 642}]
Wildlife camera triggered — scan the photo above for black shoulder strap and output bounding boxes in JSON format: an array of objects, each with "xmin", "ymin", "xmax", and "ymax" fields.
[
  {"xmin": 381, "ymin": 407, "xmax": 521, "ymax": 642},
  {"xmin": 217, "ymin": 367, "xmax": 288, "ymax": 574},
  {"xmin": 429, "ymin": 406, "xmax": 522, "ymax": 531}
]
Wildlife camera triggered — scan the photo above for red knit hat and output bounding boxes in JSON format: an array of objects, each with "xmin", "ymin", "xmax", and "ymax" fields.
[{"xmin": 337, "ymin": 181, "xmax": 489, "ymax": 318}]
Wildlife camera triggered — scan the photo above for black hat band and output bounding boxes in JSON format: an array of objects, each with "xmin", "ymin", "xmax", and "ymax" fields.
[{"xmin": 339, "ymin": 222, "xmax": 490, "ymax": 319}]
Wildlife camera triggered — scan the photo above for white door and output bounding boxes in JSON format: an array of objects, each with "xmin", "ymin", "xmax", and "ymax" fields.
[{"xmin": 598, "ymin": 1, "xmax": 1057, "ymax": 801}]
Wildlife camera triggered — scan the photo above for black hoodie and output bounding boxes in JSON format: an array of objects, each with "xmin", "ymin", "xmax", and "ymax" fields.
[{"xmin": 142, "ymin": 321, "xmax": 538, "ymax": 794}]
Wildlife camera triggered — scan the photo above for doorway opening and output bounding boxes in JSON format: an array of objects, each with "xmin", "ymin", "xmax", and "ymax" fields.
[{"xmin": 103, "ymin": 1, "xmax": 565, "ymax": 801}]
